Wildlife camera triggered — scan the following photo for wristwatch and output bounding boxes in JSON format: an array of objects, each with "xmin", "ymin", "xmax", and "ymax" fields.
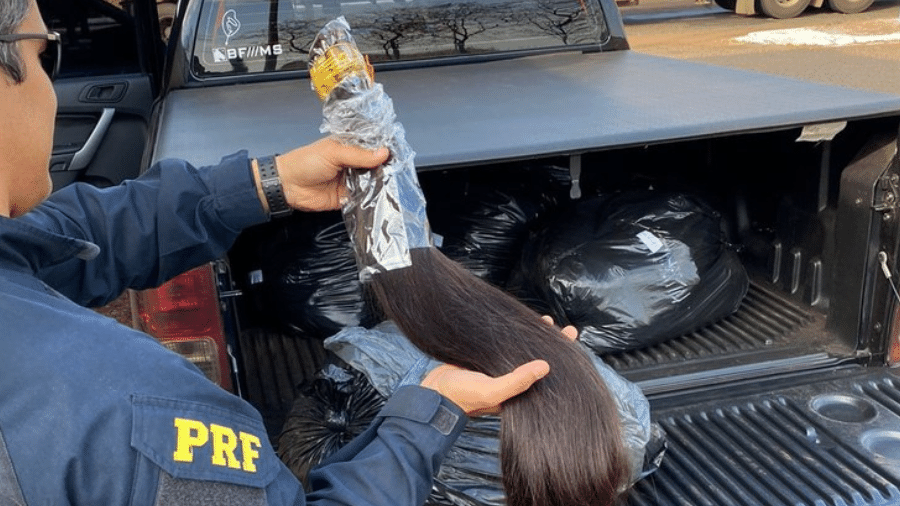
[{"xmin": 256, "ymin": 155, "xmax": 293, "ymax": 219}]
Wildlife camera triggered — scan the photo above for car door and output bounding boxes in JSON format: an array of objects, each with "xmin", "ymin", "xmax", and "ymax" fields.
[{"xmin": 38, "ymin": 0, "xmax": 164, "ymax": 190}]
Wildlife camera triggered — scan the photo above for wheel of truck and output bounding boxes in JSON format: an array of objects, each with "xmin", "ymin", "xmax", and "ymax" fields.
[
  {"xmin": 714, "ymin": 0, "xmax": 737, "ymax": 10},
  {"xmin": 826, "ymin": 0, "xmax": 874, "ymax": 13},
  {"xmin": 756, "ymin": 0, "xmax": 810, "ymax": 18}
]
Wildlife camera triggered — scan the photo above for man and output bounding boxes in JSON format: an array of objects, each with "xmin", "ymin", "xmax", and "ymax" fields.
[{"xmin": 0, "ymin": 0, "xmax": 553, "ymax": 504}]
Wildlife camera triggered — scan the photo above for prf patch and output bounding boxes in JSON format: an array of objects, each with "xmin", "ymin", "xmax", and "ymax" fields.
[
  {"xmin": 131, "ymin": 395, "xmax": 278, "ymax": 488},
  {"xmin": 172, "ymin": 417, "xmax": 261, "ymax": 472}
]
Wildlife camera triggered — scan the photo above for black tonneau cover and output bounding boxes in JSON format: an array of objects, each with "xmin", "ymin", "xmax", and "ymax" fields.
[{"xmin": 152, "ymin": 50, "xmax": 900, "ymax": 168}]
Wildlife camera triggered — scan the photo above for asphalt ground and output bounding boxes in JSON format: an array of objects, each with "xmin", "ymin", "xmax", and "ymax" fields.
[{"xmin": 620, "ymin": 0, "xmax": 900, "ymax": 95}]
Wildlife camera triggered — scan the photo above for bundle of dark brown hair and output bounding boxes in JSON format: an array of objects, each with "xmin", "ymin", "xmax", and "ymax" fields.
[
  {"xmin": 370, "ymin": 247, "xmax": 629, "ymax": 506},
  {"xmin": 310, "ymin": 17, "xmax": 630, "ymax": 506}
]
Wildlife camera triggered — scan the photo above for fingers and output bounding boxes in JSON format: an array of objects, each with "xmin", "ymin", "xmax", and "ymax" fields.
[
  {"xmin": 560, "ymin": 325, "xmax": 578, "ymax": 341},
  {"xmin": 421, "ymin": 360, "xmax": 551, "ymax": 417},
  {"xmin": 541, "ymin": 315, "xmax": 578, "ymax": 342},
  {"xmin": 468, "ymin": 360, "xmax": 550, "ymax": 417},
  {"xmin": 322, "ymin": 137, "xmax": 389, "ymax": 169},
  {"xmin": 495, "ymin": 359, "xmax": 550, "ymax": 399}
]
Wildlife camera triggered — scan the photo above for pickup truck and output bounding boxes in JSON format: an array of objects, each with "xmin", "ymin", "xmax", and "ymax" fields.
[{"xmin": 44, "ymin": 0, "xmax": 900, "ymax": 504}]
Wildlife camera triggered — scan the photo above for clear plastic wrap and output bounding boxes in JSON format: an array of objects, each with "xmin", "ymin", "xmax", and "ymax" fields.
[{"xmin": 310, "ymin": 17, "xmax": 433, "ymax": 281}]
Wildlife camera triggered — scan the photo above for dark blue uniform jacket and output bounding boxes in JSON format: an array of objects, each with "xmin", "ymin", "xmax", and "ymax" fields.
[{"xmin": 0, "ymin": 152, "xmax": 466, "ymax": 505}]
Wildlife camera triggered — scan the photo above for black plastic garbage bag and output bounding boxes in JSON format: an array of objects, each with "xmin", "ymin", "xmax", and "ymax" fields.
[
  {"xmin": 277, "ymin": 362, "xmax": 386, "ymax": 486},
  {"xmin": 516, "ymin": 191, "xmax": 748, "ymax": 354},
  {"xmin": 242, "ymin": 211, "xmax": 380, "ymax": 338},
  {"xmin": 277, "ymin": 356, "xmax": 504, "ymax": 506},
  {"xmin": 424, "ymin": 164, "xmax": 570, "ymax": 287}
]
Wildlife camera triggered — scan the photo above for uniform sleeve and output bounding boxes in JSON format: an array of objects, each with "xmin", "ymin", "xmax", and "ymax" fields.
[
  {"xmin": 303, "ymin": 385, "xmax": 467, "ymax": 506},
  {"xmin": 22, "ymin": 151, "xmax": 268, "ymax": 307}
]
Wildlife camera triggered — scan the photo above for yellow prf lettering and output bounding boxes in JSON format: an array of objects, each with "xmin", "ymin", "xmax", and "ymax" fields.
[
  {"xmin": 210, "ymin": 424, "xmax": 241, "ymax": 469},
  {"xmin": 239, "ymin": 431, "xmax": 261, "ymax": 473},
  {"xmin": 173, "ymin": 418, "xmax": 208, "ymax": 463},
  {"xmin": 173, "ymin": 417, "xmax": 262, "ymax": 473}
]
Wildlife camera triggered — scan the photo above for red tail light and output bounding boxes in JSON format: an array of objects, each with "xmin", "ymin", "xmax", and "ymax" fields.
[
  {"xmin": 889, "ymin": 302, "xmax": 900, "ymax": 366},
  {"xmin": 131, "ymin": 263, "xmax": 233, "ymax": 391}
]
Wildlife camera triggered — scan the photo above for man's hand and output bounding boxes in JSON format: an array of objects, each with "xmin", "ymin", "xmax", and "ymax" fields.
[
  {"xmin": 420, "ymin": 360, "xmax": 550, "ymax": 417},
  {"xmin": 276, "ymin": 137, "xmax": 389, "ymax": 212},
  {"xmin": 420, "ymin": 318, "xmax": 578, "ymax": 417}
]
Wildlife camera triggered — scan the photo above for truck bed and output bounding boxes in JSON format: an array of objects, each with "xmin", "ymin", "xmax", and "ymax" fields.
[
  {"xmin": 236, "ymin": 274, "xmax": 900, "ymax": 506},
  {"xmin": 235, "ymin": 277, "xmax": 837, "ymax": 428},
  {"xmin": 608, "ymin": 281, "xmax": 846, "ymax": 395}
]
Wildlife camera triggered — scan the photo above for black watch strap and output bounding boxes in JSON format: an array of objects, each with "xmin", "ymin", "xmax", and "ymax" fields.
[{"xmin": 256, "ymin": 155, "xmax": 293, "ymax": 219}]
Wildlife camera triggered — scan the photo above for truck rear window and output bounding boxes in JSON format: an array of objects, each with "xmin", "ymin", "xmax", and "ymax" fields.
[{"xmin": 192, "ymin": 0, "xmax": 607, "ymax": 78}]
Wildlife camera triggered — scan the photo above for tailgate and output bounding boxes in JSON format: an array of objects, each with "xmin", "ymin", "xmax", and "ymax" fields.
[{"xmin": 630, "ymin": 367, "xmax": 900, "ymax": 506}]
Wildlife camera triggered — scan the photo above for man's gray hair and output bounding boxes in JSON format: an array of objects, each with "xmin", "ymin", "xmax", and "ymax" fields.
[{"xmin": 0, "ymin": 0, "xmax": 32, "ymax": 83}]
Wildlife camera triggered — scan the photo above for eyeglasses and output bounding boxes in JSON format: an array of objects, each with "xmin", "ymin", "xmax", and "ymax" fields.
[{"xmin": 0, "ymin": 31, "xmax": 61, "ymax": 81}]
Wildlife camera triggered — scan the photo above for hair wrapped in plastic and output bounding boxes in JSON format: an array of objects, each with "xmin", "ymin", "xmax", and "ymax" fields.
[
  {"xmin": 309, "ymin": 19, "xmax": 431, "ymax": 280},
  {"xmin": 309, "ymin": 18, "xmax": 629, "ymax": 506}
]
